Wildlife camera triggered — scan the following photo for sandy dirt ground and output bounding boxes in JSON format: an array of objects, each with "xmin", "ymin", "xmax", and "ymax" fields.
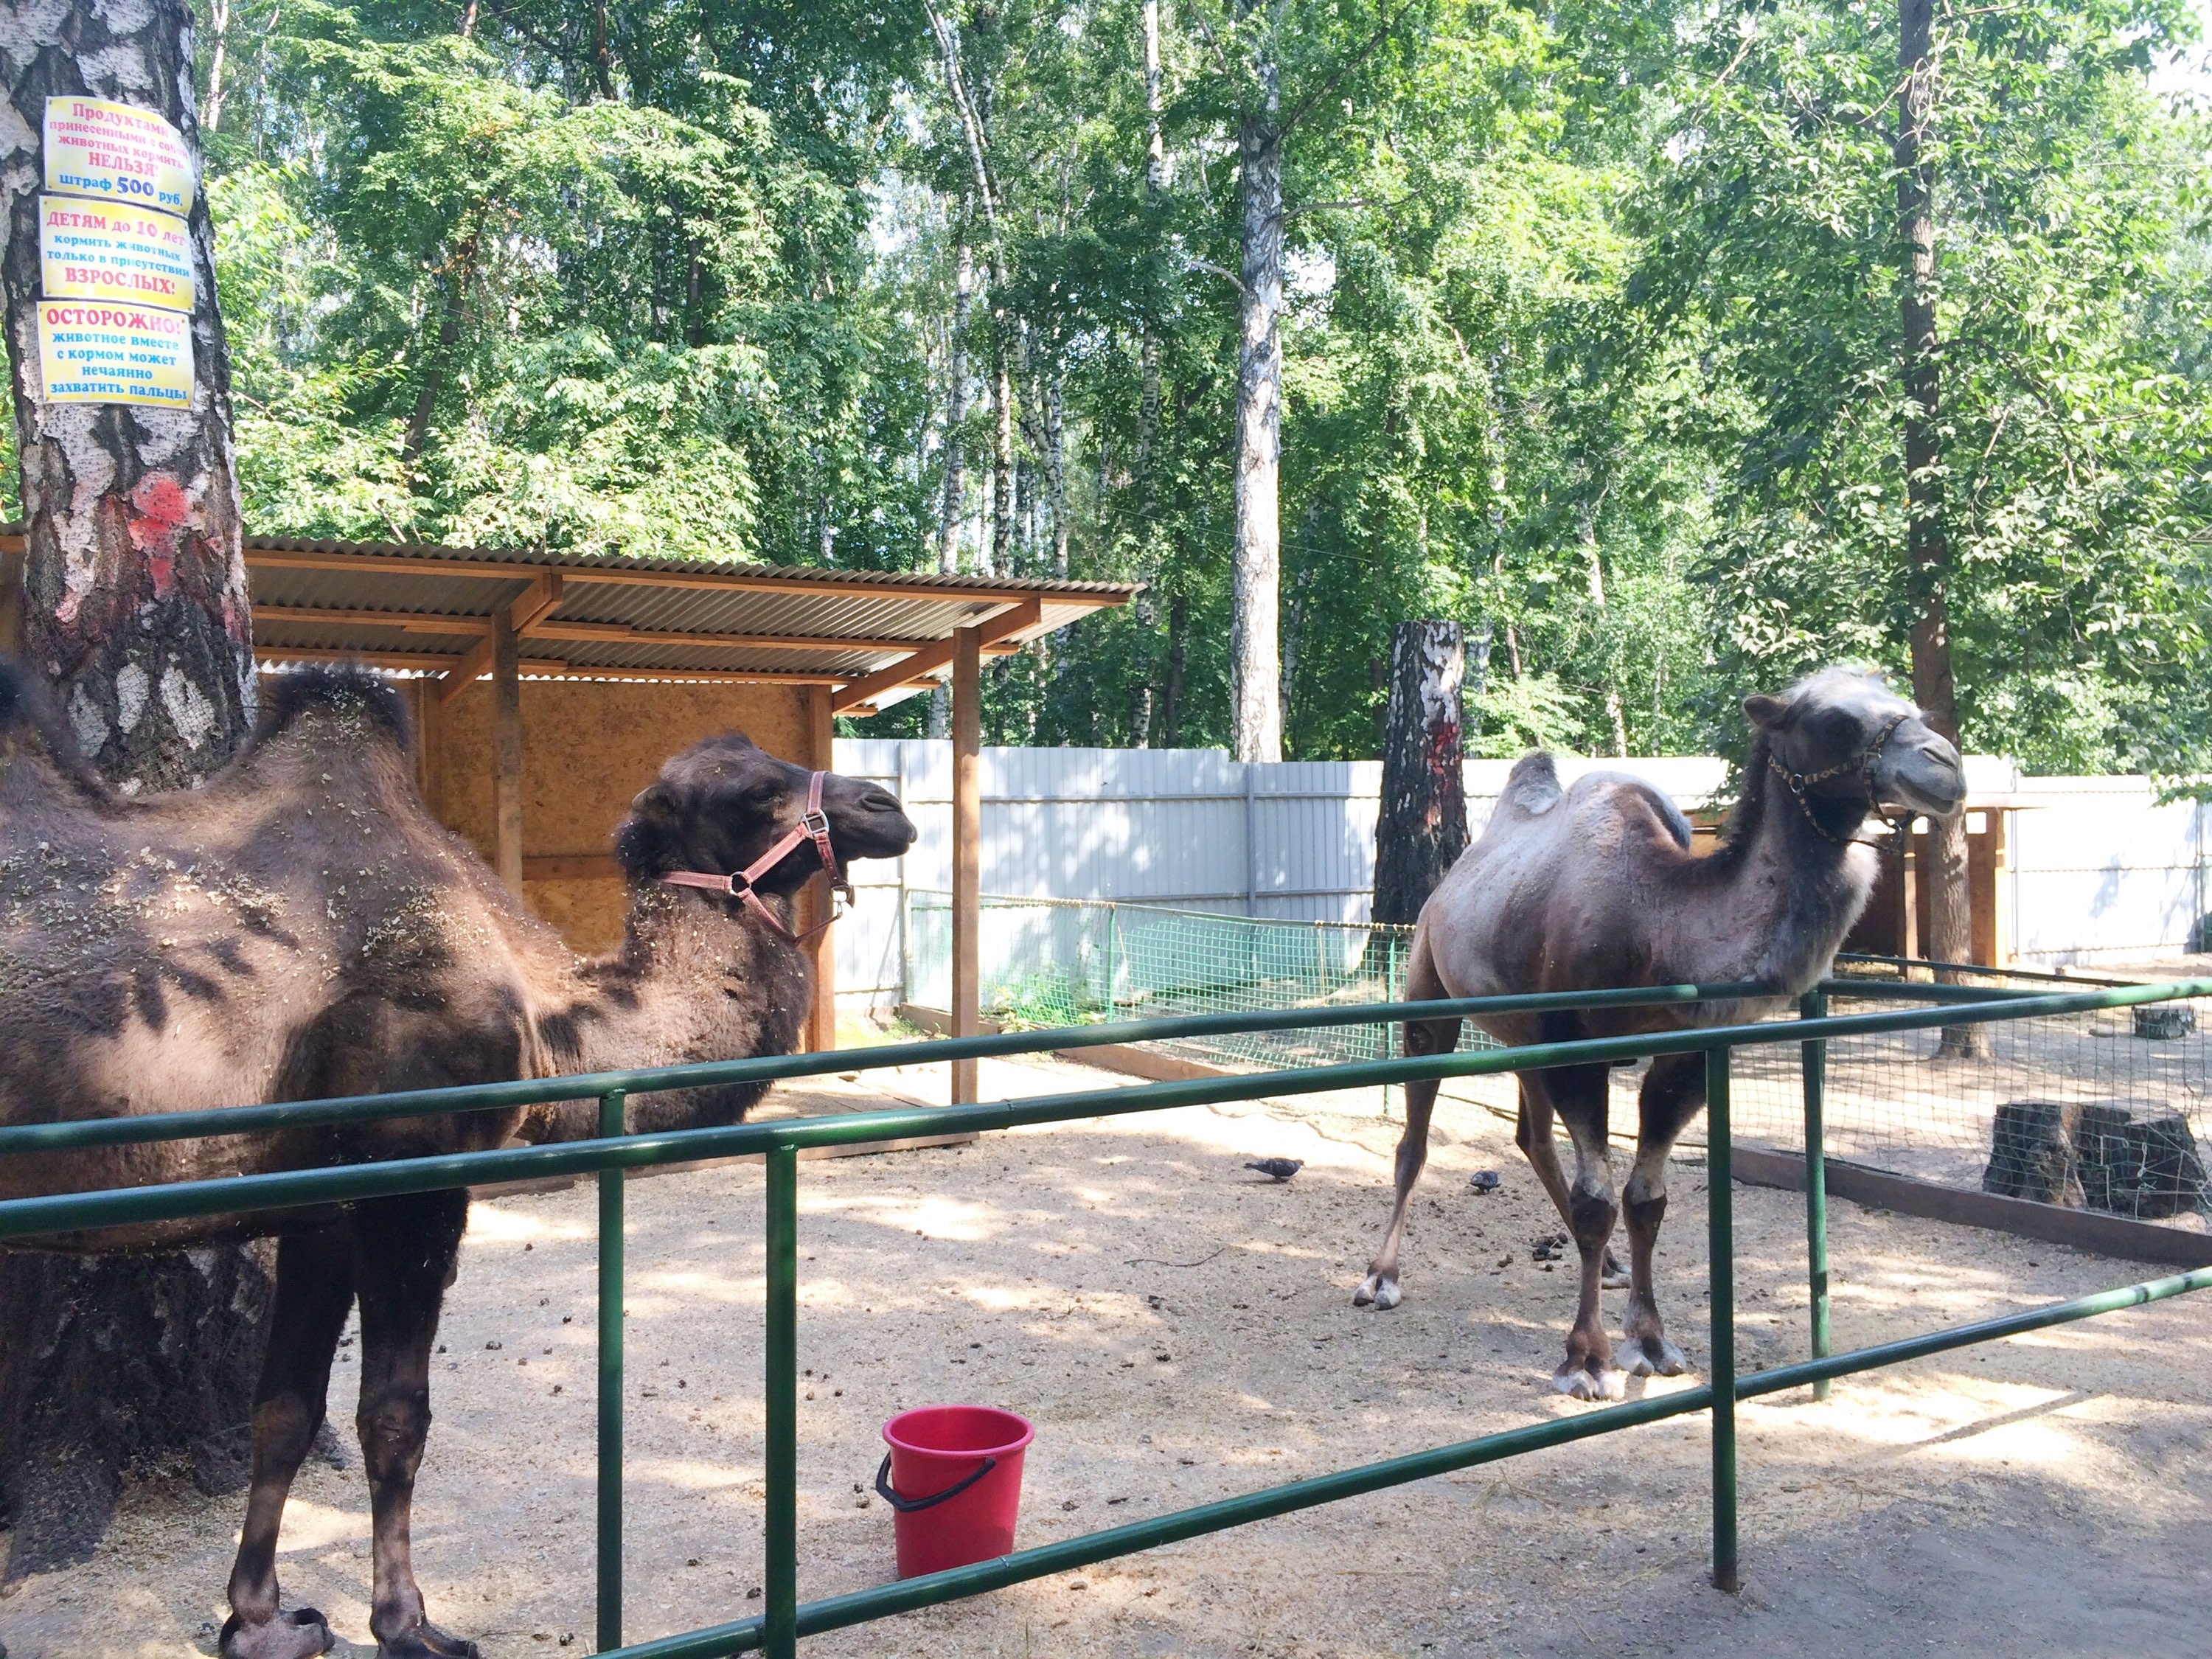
[{"xmin": 4, "ymin": 1049, "xmax": 2210, "ymax": 1659}]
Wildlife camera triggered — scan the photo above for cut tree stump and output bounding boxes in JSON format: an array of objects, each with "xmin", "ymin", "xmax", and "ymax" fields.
[{"xmin": 1983, "ymin": 1099, "xmax": 2209, "ymax": 1221}]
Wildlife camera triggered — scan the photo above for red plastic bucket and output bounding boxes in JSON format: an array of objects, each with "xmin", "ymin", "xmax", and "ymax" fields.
[{"xmin": 877, "ymin": 1405, "xmax": 1034, "ymax": 1578}]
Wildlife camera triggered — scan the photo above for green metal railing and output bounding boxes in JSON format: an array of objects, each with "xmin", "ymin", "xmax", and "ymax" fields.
[{"xmin": 4, "ymin": 971, "xmax": 2211, "ymax": 1655}]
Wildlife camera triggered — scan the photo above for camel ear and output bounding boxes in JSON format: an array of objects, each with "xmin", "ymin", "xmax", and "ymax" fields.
[
  {"xmin": 1742, "ymin": 694, "xmax": 1787, "ymax": 728},
  {"xmin": 614, "ymin": 782, "xmax": 687, "ymax": 878}
]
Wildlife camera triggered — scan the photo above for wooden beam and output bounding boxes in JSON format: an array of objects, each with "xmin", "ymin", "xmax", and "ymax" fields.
[
  {"xmin": 1733, "ymin": 1147, "xmax": 2212, "ymax": 1268},
  {"xmin": 493, "ymin": 613, "xmax": 524, "ymax": 894},
  {"xmin": 259, "ymin": 647, "xmax": 573, "ymax": 676},
  {"xmin": 832, "ymin": 597, "xmax": 1043, "ymax": 714},
  {"xmin": 242, "ymin": 546, "xmax": 1132, "ymax": 608},
  {"xmin": 254, "ymin": 605, "xmax": 490, "ymax": 636},
  {"xmin": 951, "ymin": 625, "xmax": 982, "ymax": 1105},
  {"xmin": 433, "ymin": 573, "xmax": 560, "ymax": 703},
  {"xmin": 434, "ymin": 630, "xmax": 499, "ymax": 705},
  {"xmin": 257, "ymin": 647, "xmax": 847, "ymax": 686},
  {"xmin": 509, "ymin": 571, "xmax": 564, "ymax": 635},
  {"xmin": 522, "ymin": 618, "xmax": 1020, "ymax": 655},
  {"xmin": 805, "ymin": 685, "xmax": 838, "ymax": 1056}
]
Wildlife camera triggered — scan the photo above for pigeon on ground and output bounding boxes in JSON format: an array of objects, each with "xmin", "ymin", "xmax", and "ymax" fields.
[
  {"xmin": 1246, "ymin": 1158, "xmax": 1304, "ymax": 1183},
  {"xmin": 1468, "ymin": 1170, "xmax": 1501, "ymax": 1193}
]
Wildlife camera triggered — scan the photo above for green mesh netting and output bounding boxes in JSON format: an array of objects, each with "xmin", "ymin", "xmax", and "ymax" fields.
[{"xmin": 902, "ymin": 891, "xmax": 1422, "ymax": 1069}]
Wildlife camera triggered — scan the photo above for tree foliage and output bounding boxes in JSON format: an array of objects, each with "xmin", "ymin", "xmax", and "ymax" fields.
[{"xmin": 86, "ymin": 0, "xmax": 2208, "ymax": 765}]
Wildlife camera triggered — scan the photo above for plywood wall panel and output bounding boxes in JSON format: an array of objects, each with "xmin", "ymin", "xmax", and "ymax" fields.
[{"xmin": 427, "ymin": 678, "xmax": 810, "ymax": 953}]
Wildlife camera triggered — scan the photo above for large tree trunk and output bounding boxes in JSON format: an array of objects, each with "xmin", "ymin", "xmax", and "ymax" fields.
[
  {"xmin": 1230, "ymin": 20, "xmax": 1282, "ymax": 764},
  {"xmin": 1896, "ymin": 0, "xmax": 1983, "ymax": 1052},
  {"xmin": 0, "ymin": 0, "xmax": 272, "ymax": 1583},
  {"xmin": 1372, "ymin": 622, "xmax": 1470, "ymax": 928}
]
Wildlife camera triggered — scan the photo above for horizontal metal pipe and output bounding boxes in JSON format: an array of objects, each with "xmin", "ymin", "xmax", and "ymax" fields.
[
  {"xmin": 8, "ymin": 978, "xmax": 2212, "ymax": 1240},
  {"xmin": 0, "ymin": 981, "xmax": 1771, "ymax": 1156},
  {"xmin": 1739, "ymin": 1267, "xmax": 2212, "ymax": 1399},
  {"xmin": 603, "ymin": 1385, "xmax": 1718, "ymax": 1658},
  {"xmin": 606, "ymin": 1267, "xmax": 2212, "ymax": 1658},
  {"xmin": 1817, "ymin": 978, "xmax": 2045, "ymax": 1005},
  {"xmin": 1832, "ymin": 952, "xmax": 2140, "ymax": 989}
]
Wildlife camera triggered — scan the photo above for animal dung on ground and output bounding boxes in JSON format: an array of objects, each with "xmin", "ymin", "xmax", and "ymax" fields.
[
  {"xmin": 1468, "ymin": 1170, "xmax": 1501, "ymax": 1194},
  {"xmin": 1528, "ymin": 1233, "xmax": 1568, "ymax": 1262},
  {"xmin": 1246, "ymin": 1158, "xmax": 1304, "ymax": 1182},
  {"xmin": 1983, "ymin": 1099, "xmax": 2210, "ymax": 1219},
  {"xmin": 2133, "ymin": 1004, "xmax": 2197, "ymax": 1040}
]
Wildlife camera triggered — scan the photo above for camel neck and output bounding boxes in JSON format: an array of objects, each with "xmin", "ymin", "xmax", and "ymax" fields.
[
  {"xmin": 525, "ymin": 886, "xmax": 812, "ymax": 1142},
  {"xmin": 1720, "ymin": 758, "xmax": 1878, "ymax": 995}
]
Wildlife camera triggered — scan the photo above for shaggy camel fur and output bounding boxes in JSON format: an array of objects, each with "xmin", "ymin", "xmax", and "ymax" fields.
[
  {"xmin": 1353, "ymin": 668, "xmax": 1965, "ymax": 1400},
  {"xmin": 0, "ymin": 664, "xmax": 914, "ymax": 1659}
]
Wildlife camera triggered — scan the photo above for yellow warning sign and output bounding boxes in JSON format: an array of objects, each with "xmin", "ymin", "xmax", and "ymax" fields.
[
  {"xmin": 39, "ymin": 198, "xmax": 194, "ymax": 313},
  {"xmin": 43, "ymin": 97, "xmax": 194, "ymax": 215},
  {"xmin": 37, "ymin": 302, "xmax": 194, "ymax": 408}
]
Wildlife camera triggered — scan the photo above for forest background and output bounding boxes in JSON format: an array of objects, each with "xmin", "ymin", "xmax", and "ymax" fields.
[{"xmin": 9, "ymin": 0, "xmax": 2207, "ymax": 771}]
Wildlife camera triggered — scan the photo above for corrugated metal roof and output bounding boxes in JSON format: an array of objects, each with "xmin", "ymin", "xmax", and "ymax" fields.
[{"xmin": 0, "ymin": 526, "xmax": 1135, "ymax": 701}]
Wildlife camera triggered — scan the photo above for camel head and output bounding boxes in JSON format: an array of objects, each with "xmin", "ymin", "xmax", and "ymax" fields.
[
  {"xmin": 1742, "ymin": 667, "xmax": 1966, "ymax": 823},
  {"xmin": 614, "ymin": 734, "xmax": 917, "ymax": 893}
]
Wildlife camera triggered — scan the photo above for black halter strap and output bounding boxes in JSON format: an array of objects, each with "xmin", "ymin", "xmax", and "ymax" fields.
[{"xmin": 1766, "ymin": 713, "xmax": 1913, "ymax": 846}]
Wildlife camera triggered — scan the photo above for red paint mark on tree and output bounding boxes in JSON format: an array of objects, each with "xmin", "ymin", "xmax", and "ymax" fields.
[{"xmin": 128, "ymin": 474, "xmax": 195, "ymax": 599}]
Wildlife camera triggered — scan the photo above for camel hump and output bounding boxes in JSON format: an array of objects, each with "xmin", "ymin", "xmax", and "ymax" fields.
[
  {"xmin": 254, "ymin": 665, "xmax": 411, "ymax": 754},
  {"xmin": 1500, "ymin": 751, "xmax": 1563, "ymax": 816}
]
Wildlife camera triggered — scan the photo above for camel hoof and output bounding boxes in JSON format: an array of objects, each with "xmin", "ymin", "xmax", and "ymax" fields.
[
  {"xmin": 377, "ymin": 1620, "xmax": 481, "ymax": 1659},
  {"xmin": 1600, "ymin": 1250, "xmax": 1631, "ymax": 1291},
  {"xmin": 1618, "ymin": 1334, "xmax": 1688, "ymax": 1377},
  {"xmin": 1554, "ymin": 1360, "xmax": 1627, "ymax": 1402},
  {"xmin": 220, "ymin": 1608, "xmax": 334, "ymax": 1659},
  {"xmin": 1352, "ymin": 1273, "xmax": 1402, "ymax": 1310}
]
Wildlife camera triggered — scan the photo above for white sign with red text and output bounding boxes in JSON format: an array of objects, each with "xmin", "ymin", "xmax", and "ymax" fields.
[{"xmin": 42, "ymin": 97, "xmax": 194, "ymax": 215}]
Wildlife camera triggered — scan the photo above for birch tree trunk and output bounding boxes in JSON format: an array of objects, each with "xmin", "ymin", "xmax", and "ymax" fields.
[
  {"xmin": 0, "ymin": 0, "xmax": 272, "ymax": 1582},
  {"xmin": 1230, "ymin": 21, "xmax": 1283, "ymax": 764},
  {"xmin": 1896, "ymin": 0, "xmax": 1983, "ymax": 1048},
  {"xmin": 991, "ymin": 349, "xmax": 1012, "ymax": 578},
  {"xmin": 1372, "ymin": 622, "xmax": 1470, "ymax": 928}
]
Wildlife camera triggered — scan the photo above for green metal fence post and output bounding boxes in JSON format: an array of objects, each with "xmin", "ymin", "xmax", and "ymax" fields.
[
  {"xmin": 1798, "ymin": 991, "xmax": 1832, "ymax": 1401},
  {"xmin": 765, "ymin": 1144, "xmax": 799, "ymax": 1659},
  {"xmin": 597, "ymin": 1088, "xmax": 627, "ymax": 1651},
  {"xmin": 1705, "ymin": 1045, "xmax": 1739, "ymax": 1595}
]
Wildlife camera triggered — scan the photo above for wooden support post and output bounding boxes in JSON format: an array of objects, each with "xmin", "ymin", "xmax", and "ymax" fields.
[
  {"xmin": 951, "ymin": 627, "xmax": 982, "ymax": 1105},
  {"xmin": 805, "ymin": 686, "xmax": 838, "ymax": 1054},
  {"xmin": 493, "ymin": 612, "xmax": 524, "ymax": 893}
]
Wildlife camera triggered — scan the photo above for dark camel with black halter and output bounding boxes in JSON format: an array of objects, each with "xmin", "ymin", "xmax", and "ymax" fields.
[
  {"xmin": 0, "ymin": 664, "xmax": 914, "ymax": 1658},
  {"xmin": 1353, "ymin": 668, "xmax": 1966, "ymax": 1400}
]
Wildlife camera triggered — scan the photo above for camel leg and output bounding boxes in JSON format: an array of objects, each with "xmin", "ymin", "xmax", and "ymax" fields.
[
  {"xmin": 1618, "ymin": 1051, "xmax": 1705, "ymax": 1377},
  {"xmin": 1517, "ymin": 1077, "xmax": 1630, "ymax": 1290},
  {"xmin": 220, "ymin": 1225, "xmax": 355, "ymax": 1659},
  {"xmin": 352, "ymin": 1190, "xmax": 479, "ymax": 1659},
  {"xmin": 1353, "ymin": 1011, "xmax": 1461, "ymax": 1310},
  {"xmin": 1532, "ymin": 1065, "xmax": 1625, "ymax": 1402}
]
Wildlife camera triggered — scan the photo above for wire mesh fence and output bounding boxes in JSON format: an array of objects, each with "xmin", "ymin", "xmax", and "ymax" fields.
[
  {"xmin": 1731, "ymin": 964, "xmax": 2212, "ymax": 1227},
  {"xmin": 901, "ymin": 894, "xmax": 2212, "ymax": 1228},
  {"xmin": 902, "ymin": 891, "xmax": 1421, "ymax": 1069}
]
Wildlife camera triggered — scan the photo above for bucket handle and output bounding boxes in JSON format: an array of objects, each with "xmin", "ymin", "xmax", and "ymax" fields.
[{"xmin": 874, "ymin": 1450, "xmax": 998, "ymax": 1514}]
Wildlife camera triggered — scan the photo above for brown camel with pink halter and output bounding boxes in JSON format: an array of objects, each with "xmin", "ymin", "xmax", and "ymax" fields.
[
  {"xmin": 0, "ymin": 664, "xmax": 914, "ymax": 1659},
  {"xmin": 1353, "ymin": 668, "xmax": 1965, "ymax": 1401}
]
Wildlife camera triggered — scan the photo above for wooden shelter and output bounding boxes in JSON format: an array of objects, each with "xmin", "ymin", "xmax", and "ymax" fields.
[{"xmin": 0, "ymin": 531, "xmax": 1133, "ymax": 1088}]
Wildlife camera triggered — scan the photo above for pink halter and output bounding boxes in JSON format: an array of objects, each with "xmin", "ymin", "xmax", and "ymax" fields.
[{"xmin": 660, "ymin": 771, "xmax": 846, "ymax": 944}]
